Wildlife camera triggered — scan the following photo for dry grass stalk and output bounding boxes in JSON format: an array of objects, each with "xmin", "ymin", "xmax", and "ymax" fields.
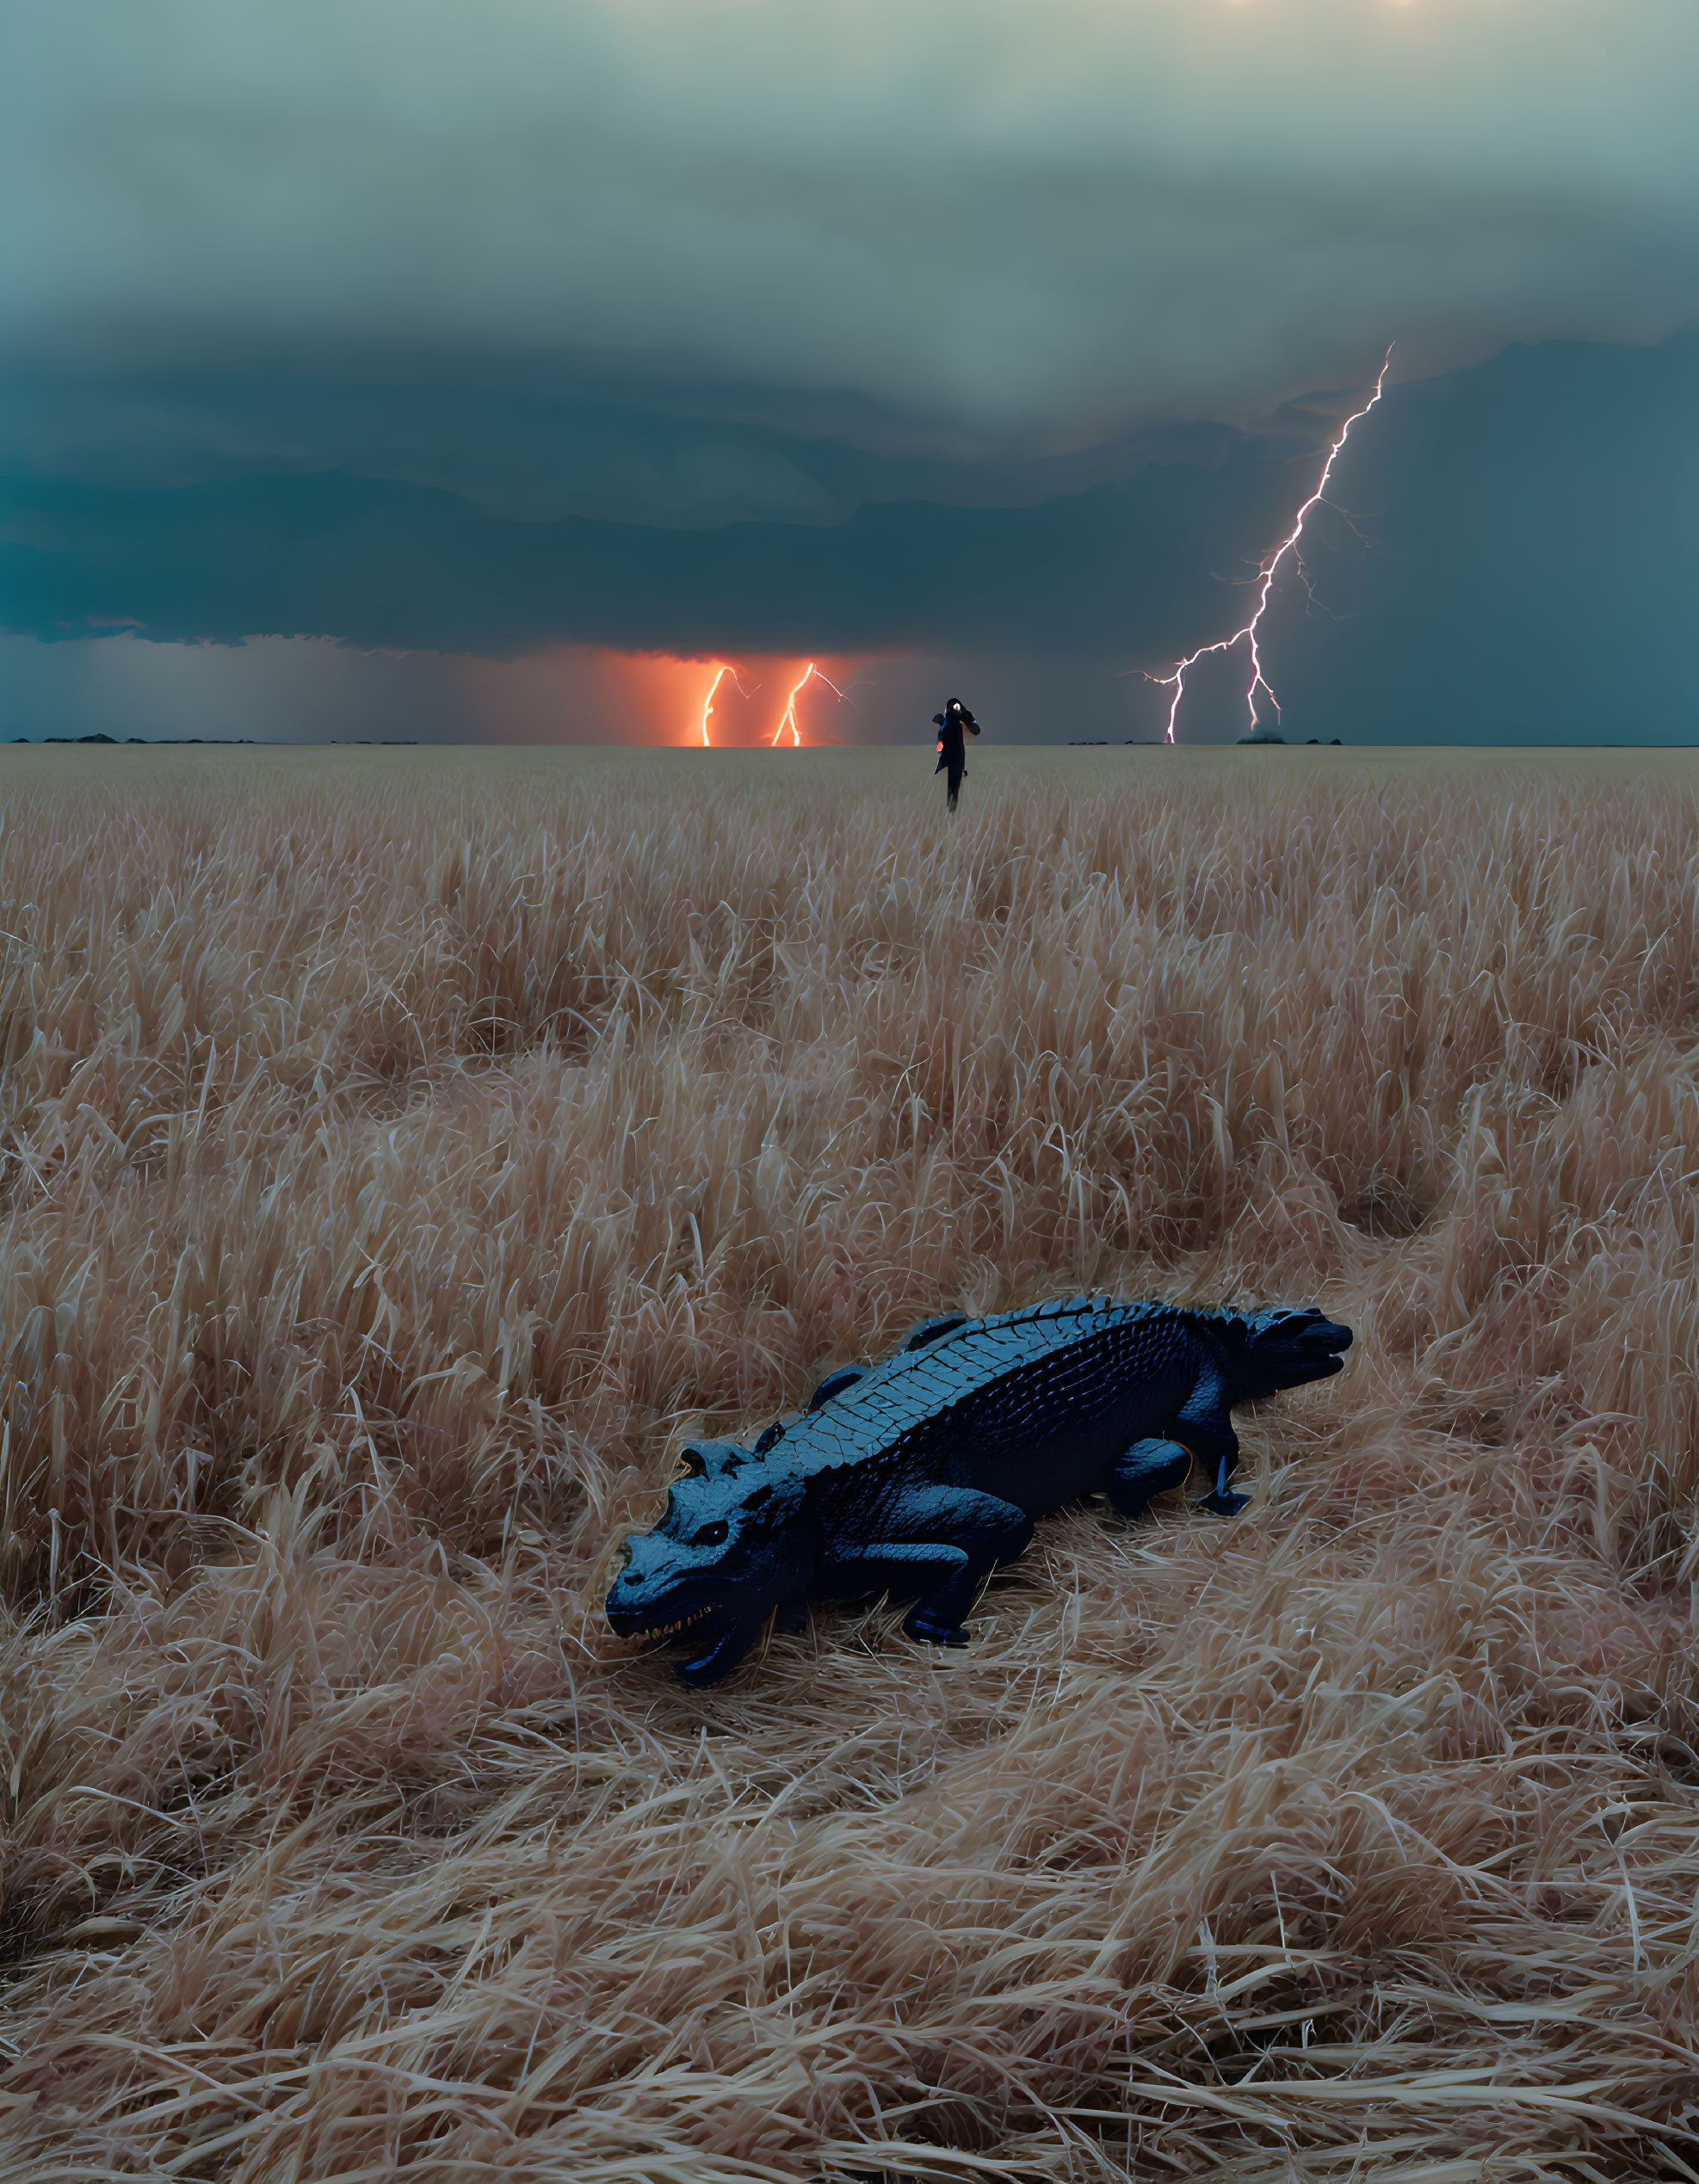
[{"xmin": 0, "ymin": 748, "xmax": 1694, "ymax": 2181}]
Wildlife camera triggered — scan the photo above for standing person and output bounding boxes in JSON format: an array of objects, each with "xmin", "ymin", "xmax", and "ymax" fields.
[{"xmin": 932, "ymin": 698, "xmax": 980, "ymax": 813}]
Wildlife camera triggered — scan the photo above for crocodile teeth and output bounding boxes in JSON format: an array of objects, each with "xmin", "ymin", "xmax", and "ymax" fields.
[{"xmin": 639, "ymin": 1608, "xmax": 713, "ymax": 1639}]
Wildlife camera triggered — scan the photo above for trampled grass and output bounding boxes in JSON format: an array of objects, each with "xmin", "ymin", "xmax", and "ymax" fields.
[{"xmin": 0, "ymin": 743, "xmax": 1695, "ymax": 2181}]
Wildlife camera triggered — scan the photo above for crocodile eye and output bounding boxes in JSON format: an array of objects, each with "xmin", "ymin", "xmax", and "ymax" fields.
[{"xmin": 691, "ymin": 1520, "xmax": 730, "ymax": 1547}]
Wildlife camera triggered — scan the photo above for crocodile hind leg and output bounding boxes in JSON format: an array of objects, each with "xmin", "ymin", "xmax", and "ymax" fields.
[
  {"xmin": 821, "ymin": 1486, "xmax": 1034, "ymax": 1648},
  {"xmin": 1103, "ymin": 1436, "xmax": 1195, "ymax": 1518}
]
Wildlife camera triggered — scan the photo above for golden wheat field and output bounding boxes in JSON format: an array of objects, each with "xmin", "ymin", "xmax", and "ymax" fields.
[{"xmin": 0, "ymin": 743, "xmax": 1696, "ymax": 2183}]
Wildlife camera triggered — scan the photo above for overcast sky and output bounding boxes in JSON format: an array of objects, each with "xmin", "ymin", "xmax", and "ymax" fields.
[{"xmin": 3, "ymin": 1, "xmax": 1697, "ymax": 743}]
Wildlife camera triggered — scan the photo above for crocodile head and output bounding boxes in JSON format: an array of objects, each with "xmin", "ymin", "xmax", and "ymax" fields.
[
  {"xmin": 604, "ymin": 1447, "xmax": 813, "ymax": 1686},
  {"xmin": 1218, "ymin": 1305, "xmax": 1353, "ymax": 1399}
]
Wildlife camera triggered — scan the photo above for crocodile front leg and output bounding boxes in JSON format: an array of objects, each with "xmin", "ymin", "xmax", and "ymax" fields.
[
  {"xmin": 1103, "ymin": 1436, "xmax": 1194, "ymax": 1518},
  {"xmin": 1175, "ymin": 1374, "xmax": 1249, "ymax": 1515},
  {"xmin": 773, "ymin": 1586, "xmax": 812, "ymax": 1636},
  {"xmin": 821, "ymin": 1486, "xmax": 1035, "ymax": 1648},
  {"xmin": 1194, "ymin": 1449, "xmax": 1250, "ymax": 1516}
]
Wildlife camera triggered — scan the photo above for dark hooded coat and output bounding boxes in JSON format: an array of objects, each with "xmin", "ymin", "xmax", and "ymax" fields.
[{"xmin": 932, "ymin": 700, "xmax": 980, "ymax": 809}]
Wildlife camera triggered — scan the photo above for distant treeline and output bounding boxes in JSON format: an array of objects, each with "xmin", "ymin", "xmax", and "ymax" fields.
[{"xmin": 10, "ymin": 735, "xmax": 418, "ymax": 746}]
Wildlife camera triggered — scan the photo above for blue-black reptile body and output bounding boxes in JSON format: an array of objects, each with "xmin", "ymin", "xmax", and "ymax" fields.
[
  {"xmin": 605, "ymin": 1294, "xmax": 1350, "ymax": 1686},
  {"xmin": 763, "ymin": 1299, "xmax": 1206, "ymax": 1507}
]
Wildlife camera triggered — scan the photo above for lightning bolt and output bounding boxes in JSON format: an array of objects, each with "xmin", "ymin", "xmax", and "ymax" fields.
[
  {"xmin": 695, "ymin": 662, "xmax": 746, "ymax": 748},
  {"xmin": 771, "ymin": 661, "xmax": 844, "ymax": 747},
  {"xmin": 1148, "ymin": 345, "xmax": 1394, "ymax": 743}
]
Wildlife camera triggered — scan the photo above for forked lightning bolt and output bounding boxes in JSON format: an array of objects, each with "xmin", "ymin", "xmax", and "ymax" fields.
[
  {"xmin": 771, "ymin": 661, "xmax": 844, "ymax": 747},
  {"xmin": 1149, "ymin": 346, "xmax": 1394, "ymax": 743},
  {"xmin": 696, "ymin": 663, "xmax": 746, "ymax": 748}
]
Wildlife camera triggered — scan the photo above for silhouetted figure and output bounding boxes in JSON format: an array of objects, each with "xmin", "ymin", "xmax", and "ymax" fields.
[{"xmin": 932, "ymin": 699, "xmax": 980, "ymax": 812}]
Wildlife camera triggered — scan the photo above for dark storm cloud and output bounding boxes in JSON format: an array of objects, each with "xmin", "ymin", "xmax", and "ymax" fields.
[
  {"xmin": 0, "ymin": 358, "xmax": 1281, "ymax": 533},
  {"xmin": 8, "ymin": 334, "xmax": 1698, "ymax": 751},
  {"xmin": 0, "ymin": 397, "xmax": 1323, "ymax": 661},
  {"xmin": 5, "ymin": 2, "xmax": 1698, "ymax": 487},
  {"xmin": 3, "ymin": 0, "xmax": 1698, "ymax": 731}
]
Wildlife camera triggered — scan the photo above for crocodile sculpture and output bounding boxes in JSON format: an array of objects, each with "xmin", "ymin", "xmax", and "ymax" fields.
[{"xmin": 604, "ymin": 1295, "xmax": 1351, "ymax": 1686}]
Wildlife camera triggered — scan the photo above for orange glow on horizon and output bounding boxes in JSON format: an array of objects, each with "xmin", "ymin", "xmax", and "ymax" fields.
[{"xmin": 447, "ymin": 644, "xmax": 863, "ymax": 744}]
